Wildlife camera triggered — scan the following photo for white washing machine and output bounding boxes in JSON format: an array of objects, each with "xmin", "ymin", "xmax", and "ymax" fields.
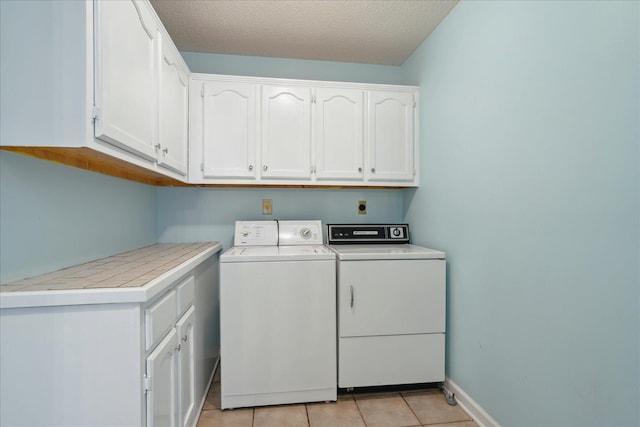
[
  {"xmin": 327, "ymin": 223, "xmax": 446, "ymax": 389},
  {"xmin": 220, "ymin": 220, "xmax": 336, "ymax": 409}
]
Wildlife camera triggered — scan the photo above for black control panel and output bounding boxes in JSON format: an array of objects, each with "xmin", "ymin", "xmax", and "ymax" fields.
[{"xmin": 327, "ymin": 224, "xmax": 410, "ymax": 244}]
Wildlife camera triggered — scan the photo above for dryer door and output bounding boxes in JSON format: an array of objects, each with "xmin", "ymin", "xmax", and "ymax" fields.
[{"xmin": 338, "ymin": 259, "xmax": 445, "ymax": 337}]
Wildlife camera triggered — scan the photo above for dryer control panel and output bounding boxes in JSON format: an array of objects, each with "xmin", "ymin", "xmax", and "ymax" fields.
[{"xmin": 327, "ymin": 224, "xmax": 410, "ymax": 244}]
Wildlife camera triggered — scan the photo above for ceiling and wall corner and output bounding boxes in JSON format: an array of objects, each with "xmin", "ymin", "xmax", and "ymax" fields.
[{"xmin": 150, "ymin": 0, "xmax": 459, "ymax": 66}]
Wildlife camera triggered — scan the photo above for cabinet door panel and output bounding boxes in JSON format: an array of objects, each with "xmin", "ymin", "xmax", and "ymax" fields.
[
  {"xmin": 176, "ymin": 307, "xmax": 195, "ymax": 427},
  {"xmin": 261, "ymin": 85, "xmax": 311, "ymax": 179},
  {"xmin": 338, "ymin": 260, "xmax": 445, "ymax": 337},
  {"xmin": 202, "ymin": 82, "xmax": 258, "ymax": 179},
  {"xmin": 368, "ymin": 91, "xmax": 415, "ymax": 182},
  {"xmin": 314, "ymin": 88, "xmax": 364, "ymax": 181},
  {"xmin": 158, "ymin": 38, "xmax": 188, "ymax": 176},
  {"xmin": 146, "ymin": 328, "xmax": 178, "ymax": 427},
  {"xmin": 94, "ymin": 0, "xmax": 157, "ymax": 161}
]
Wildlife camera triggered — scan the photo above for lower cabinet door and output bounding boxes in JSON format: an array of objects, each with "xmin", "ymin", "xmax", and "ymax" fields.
[
  {"xmin": 146, "ymin": 328, "xmax": 178, "ymax": 427},
  {"xmin": 176, "ymin": 307, "xmax": 196, "ymax": 427}
]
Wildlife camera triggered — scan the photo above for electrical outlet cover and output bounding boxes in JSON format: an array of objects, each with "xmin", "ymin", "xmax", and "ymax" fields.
[
  {"xmin": 262, "ymin": 199, "xmax": 273, "ymax": 215},
  {"xmin": 358, "ymin": 200, "xmax": 367, "ymax": 215}
]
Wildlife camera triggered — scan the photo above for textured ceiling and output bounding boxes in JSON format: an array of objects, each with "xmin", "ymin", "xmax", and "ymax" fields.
[{"xmin": 149, "ymin": 0, "xmax": 459, "ymax": 66}]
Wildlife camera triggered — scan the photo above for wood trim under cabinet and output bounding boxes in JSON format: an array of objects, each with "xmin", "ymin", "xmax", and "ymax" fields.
[
  {"xmin": 0, "ymin": 147, "xmax": 409, "ymax": 189},
  {"xmin": 1, "ymin": 146, "xmax": 184, "ymax": 186}
]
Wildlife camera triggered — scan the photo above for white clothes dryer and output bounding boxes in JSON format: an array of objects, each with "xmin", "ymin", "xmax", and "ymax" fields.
[{"xmin": 327, "ymin": 223, "xmax": 446, "ymax": 389}]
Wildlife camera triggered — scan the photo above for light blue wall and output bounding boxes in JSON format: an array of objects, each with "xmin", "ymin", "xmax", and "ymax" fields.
[
  {"xmin": 0, "ymin": 151, "xmax": 158, "ymax": 284},
  {"xmin": 182, "ymin": 51, "xmax": 403, "ymax": 84},
  {"xmin": 401, "ymin": 1, "xmax": 640, "ymax": 426},
  {"xmin": 157, "ymin": 187, "xmax": 403, "ymax": 249}
]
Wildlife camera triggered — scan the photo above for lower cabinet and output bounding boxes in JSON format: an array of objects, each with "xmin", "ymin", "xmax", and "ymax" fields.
[
  {"xmin": 146, "ymin": 306, "xmax": 195, "ymax": 427},
  {"xmin": 0, "ymin": 255, "xmax": 220, "ymax": 427},
  {"xmin": 177, "ymin": 307, "xmax": 196, "ymax": 427},
  {"xmin": 146, "ymin": 328, "xmax": 179, "ymax": 427}
]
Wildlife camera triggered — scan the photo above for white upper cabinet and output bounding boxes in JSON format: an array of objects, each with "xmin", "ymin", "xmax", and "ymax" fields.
[
  {"xmin": 192, "ymin": 82, "xmax": 258, "ymax": 180},
  {"xmin": 187, "ymin": 74, "xmax": 418, "ymax": 187},
  {"xmin": 367, "ymin": 91, "xmax": 416, "ymax": 182},
  {"xmin": 313, "ymin": 88, "xmax": 364, "ymax": 181},
  {"xmin": 157, "ymin": 36, "xmax": 189, "ymax": 176},
  {"xmin": 0, "ymin": 0, "xmax": 190, "ymax": 184},
  {"xmin": 261, "ymin": 85, "xmax": 312, "ymax": 180},
  {"xmin": 94, "ymin": 0, "xmax": 158, "ymax": 161}
]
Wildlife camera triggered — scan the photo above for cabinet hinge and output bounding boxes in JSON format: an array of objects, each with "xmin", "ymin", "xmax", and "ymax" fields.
[
  {"xmin": 92, "ymin": 106, "xmax": 100, "ymax": 122},
  {"xmin": 144, "ymin": 375, "xmax": 152, "ymax": 392},
  {"xmin": 413, "ymin": 100, "xmax": 417, "ymax": 108},
  {"xmin": 311, "ymin": 95, "xmax": 316, "ymax": 104},
  {"xmin": 201, "ymin": 85, "xmax": 205, "ymax": 98},
  {"xmin": 200, "ymin": 163, "xmax": 204, "ymax": 172}
]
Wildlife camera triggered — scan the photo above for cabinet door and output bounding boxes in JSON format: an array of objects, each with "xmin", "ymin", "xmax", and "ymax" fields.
[
  {"xmin": 367, "ymin": 91, "xmax": 415, "ymax": 182},
  {"xmin": 94, "ymin": 0, "xmax": 157, "ymax": 161},
  {"xmin": 261, "ymin": 85, "xmax": 312, "ymax": 180},
  {"xmin": 176, "ymin": 307, "xmax": 195, "ymax": 427},
  {"xmin": 314, "ymin": 88, "xmax": 364, "ymax": 181},
  {"xmin": 201, "ymin": 82, "xmax": 258, "ymax": 179},
  {"xmin": 146, "ymin": 328, "xmax": 178, "ymax": 427},
  {"xmin": 158, "ymin": 37, "xmax": 188, "ymax": 176}
]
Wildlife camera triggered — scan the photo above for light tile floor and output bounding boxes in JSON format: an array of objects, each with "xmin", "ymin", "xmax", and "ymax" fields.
[{"xmin": 198, "ymin": 367, "xmax": 478, "ymax": 427}]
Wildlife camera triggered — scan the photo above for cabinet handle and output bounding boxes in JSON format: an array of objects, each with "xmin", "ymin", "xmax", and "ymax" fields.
[
  {"xmin": 350, "ymin": 285, "xmax": 354, "ymax": 308},
  {"xmin": 155, "ymin": 144, "xmax": 161, "ymax": 150},
  {"xmin": 263, "ymin": 165, "xmax": 268, "ymax": 171},
  {"xmin": 182, "ymin": 334, "xmax": 188, "ymax": 343},
  {"xmin": 358, "ymin": 167, "xmax": 362, "ymax": 173},
  {"xmin": 175, "ymin": 344, "xmax": 181, "ymax": 352},
  {"xmin": 248, "ymin": 165, "xmax": 254, "ymax": 171},
  {"xmin": 163, "ymin": 147, "xmax": 168, "ymax": 154},
  {"xmin": 371, "ymin": 168, "xmax": 376, "ymax": 173}
]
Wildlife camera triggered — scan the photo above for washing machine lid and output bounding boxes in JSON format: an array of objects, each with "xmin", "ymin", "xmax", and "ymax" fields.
[
  {"xmin": 328, "ymin": 244, "xmax": 445, "ymax": 261},
  {"xmin": 221, "ymin": 245, "xmax": 335, "ymax": 262}
]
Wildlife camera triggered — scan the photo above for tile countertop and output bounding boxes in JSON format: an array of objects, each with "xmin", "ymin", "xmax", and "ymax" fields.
[{"xmin": 0, "ymin": 242, "xmax": 223, "ymax": 309}]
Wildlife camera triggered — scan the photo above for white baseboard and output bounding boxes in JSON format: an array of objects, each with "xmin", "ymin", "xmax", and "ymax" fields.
[{"xmin": 443, "ymin": 377, "xmax": 501, "ymax": 427}]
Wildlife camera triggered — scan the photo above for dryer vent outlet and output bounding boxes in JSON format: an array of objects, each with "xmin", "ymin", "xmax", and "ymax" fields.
[{"xmin": 358, "ymin": 200, "xmax": 367, "ymax": 215}]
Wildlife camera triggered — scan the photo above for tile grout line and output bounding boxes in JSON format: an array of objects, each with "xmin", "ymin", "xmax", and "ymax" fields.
[
  {"xmin": 400, "ymin": 392, "xmax": 425, "ymax": 427},
  {"xmin": 353, "ymin": 395, "xmax": 369, "ymax": 427},
  {"xmin": 305, "ymin": 403, "xmax": 311, "ymax": 427}
]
